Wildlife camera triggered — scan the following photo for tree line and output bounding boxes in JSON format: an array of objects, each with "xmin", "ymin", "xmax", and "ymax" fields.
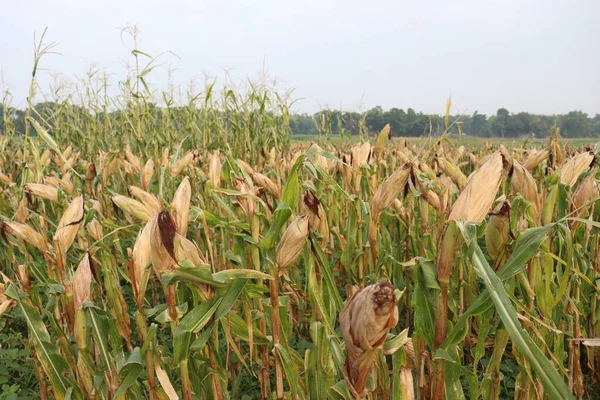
[
  {"xmin": 2, "ymin": 102, "xmax": 599, "ymax": 138},
  {"xmin": 291, "ymin": 107, "xmax": 600, "ymax": 138}
]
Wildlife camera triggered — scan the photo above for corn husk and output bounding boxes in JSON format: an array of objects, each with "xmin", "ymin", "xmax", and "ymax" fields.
[
  {"xmin": 251, "ymin": 171, "xmax": 281, "ymax": 199},
  {"xmin": 340, "ymin": 282, "xmax": 399, "ymax": 394},
  {"xmin": 112, "ymin": 195, "xmax": 153, "ymax": 222},
  {"xmin": 85, "ymin": 163, "xmax": 96, "ymax": 182},
  {"xmin": 559, "ymin": 151, "xmax": 594, "ymax": 186},
  {"xmin": 15, "ymin": 196, "xmax": 29, "ymax": 223},
  {"xmin": 302, "ymin": 191, "xmax": 329, "ymax": 245},
  {"xmin": 150, "ymin": 210, "xmax": 177, "ymax": 274},
  {"xmin": 0, "ymin": 283, "xmax": 15, "ymax": 318},
  {"xmin": 275, "ymin": 215, "xmax": 309, "ymax": 273},
  {"xmin": 40, "ymin": 149, "xmax": 51, "ymax": 166},
  {"xmin": 511, "ymin": 160, "xmax": 541, "ymax": 219},
  {"xmin": 133, "ymin": 221, "xmax": 153, "ymax": 305},
  {"xmin": 141, "ymin": 158, "xmax": 154, "ymax": 190},
  {"xmin": 54, "ymin": 195, "xmax": 85, "ymax": 257},
  {"xmin": 170, "ymin": 152, "xmax": 194, "ymax": 177},
  {"xmin": 437, "ymin": 158, "xmax": 467, "ymax": 190},
  {"xmin": 371, "ymin": 163, "xmax": 411, "ymax": 217},
  {"xmin": 237, "ymin": 159, "xmax": 255, "ymax": 175},
  {"xmin": 125, "ymin": 145, "xmax": 142, "ymax": 173},
  {"xmin": 86, "ymin": 218, "xmax": 103, "ymax": 242},
  {"xmin": 485, "ymin": 201, "xmax": 511, "ymax": 265},
  {"xmin": 24, "ymin": 183, "xmax": 59, "ymax": 202},
  {"xmin": 171, "ymin": 177, "xmax": 191, "ymax": 236},
  {"xmin": 174, "ymin": 234, "xmax": 208, "ymax": 266},
  {"xmin": 2, "ymin": 222, "xmax": 49, "ymax": 252},
  {"xmin": 89, "ymin": 200, "xmax": 104, "ymax": 217},
  {"xmin": 73, "ymin": 253, "xmax": 92, "ymax": 310},
  {"xmin": 208, "ymin": 151, "xmax": 222, "ymax": 187},
  {"xmin": 522, "ymin": 148, "xmax": 550, "ymax": 170},
  {"xmin": 374, "ymin": 124, "xmax": 390, "ymax": 157},
  {"xmin": 570, "ymin": 168, "xmax": 599, "ymax": 219},
  {"xmin": 0, "ymin": 171, "xmax": 13, "ymax": 187},
  {"xmin": 128, "ymin": 186, "xmax": 161, "ymax": 215},
  {"xmin": 352, "ymin": 142, "xmax": 372, "ymax": 169},
  {"xmin": 233, "ymin": 178, "xmax": 258, "ymax": 217},
  {"xmin": 449, "ymin": 151, "xmax": 507, "ymax": 223}
]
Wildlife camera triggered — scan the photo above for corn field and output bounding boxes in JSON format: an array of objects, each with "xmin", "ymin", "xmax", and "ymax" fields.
[{"xmin": 2, "ymin": 43, "xmax": 600, "ymax": 400}]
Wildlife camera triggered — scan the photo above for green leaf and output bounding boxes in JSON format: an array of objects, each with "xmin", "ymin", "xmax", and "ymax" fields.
[
  {"xmin": 456, "ymin": 221, "xmax": 574, "ymax": 400},
  {"xmin": 413, "ymin": 270, "xmax": 435, "ymax": 349},
  {"xmin": 174, "ymin": 298, "xmax": 221, "ymax": 362},
  {"xmin": 442, "ymin": 224, "xmax": 552, "ymax": 348},
  {"xmin": 214, "ymin": 279, "xmax": 247, "ymax": 320},
  {"xmin": 114, "ymin": 348, "xmax": 143, "ymax": 397},
  {"xmin": 212, "ymin": 269, "xmax": 272, "ymax": 284},
  {"xmin": 500, "ymin": 224, "xmax": 552, "ymax": 279},
  {"xmin": 161, "ymin": 264, "xmax": 226, "ymax": 288},
  {"xmin": 5, "ymin": 284, "xmax": 75, "ymax": 399},
  {"xmin": 226, "ymin": 313, "xmax": 270, "ymax": 345}
]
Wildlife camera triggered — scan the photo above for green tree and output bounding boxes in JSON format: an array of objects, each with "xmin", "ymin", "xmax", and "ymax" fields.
[
  {"xmin": 561, "ymin": 111, "xmax": 593, "ymax": 137},
  {"xmin": 470, "ymin": 112, "xmax": 487, "ymax": 136}
]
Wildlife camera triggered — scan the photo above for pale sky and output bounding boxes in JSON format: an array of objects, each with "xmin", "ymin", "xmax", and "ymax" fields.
[{"xmin": 1, "ymin": 0, "xmax": 599, "ymax": 116}]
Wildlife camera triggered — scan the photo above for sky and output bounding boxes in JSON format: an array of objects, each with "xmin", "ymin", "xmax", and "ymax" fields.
[{"xmin": 1, "ymin": 0, "xmax": 599, "ymax": 116}]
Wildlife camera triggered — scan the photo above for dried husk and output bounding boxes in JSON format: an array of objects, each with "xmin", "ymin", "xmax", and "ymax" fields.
[
  {"xmin": 141, "ymin": 158, "xmax": 154, "ymax": 190},
  {"xmin": 54, "ymin": 196, "xmax": 85, "ymax": 257},
  {"xmin": 0, "ymin": 283, "xmax": 15, "ymax": 318},
  {"xmin": 522, "ymin": 148, "xmax": 550, "ymax": 170},
  {"xmin": 449, "ymin": 151, "xmax": 508, "ymax": 223},
  {"xmin": 551, "ymin": 137, "xmax": 564, "ymax": 165},
  {"xmin": 511, "ymin": 160, "xmax": 541, "ymax": 219},
  {"xmin": 437, "ymin": 158, "xmax": 467, "ymax": 190},
  {"xmin": 570, "ymin": 168, "xmax": 599, "ymax": 220},
  {"xmin": 559, "ymin": 151, "xmax": 594, "ymax": 186},
  {"xmin": 89, "ymin": 200, "xmax": 104, "ymax": 217},
  {"xmin": 302, "ymin": 191, "xmax": 329, "ymax": 245},
  {"xmin": 251, "ymin": 171, "xmax": 281, "ymax": 199},
  {"xmin": 233, "ymin": 178, "xmax": 258, "ymax": 217},
  {"xmin": 340, "ymin": 282, "xmax": 399, "ymax": 395},
  {"xmin": 208, "ymin": 151, "xmax": 222, "ymax": 187},
  {"xmin": 312, "ymin": 144, "xmax": 334, "ymax": 171},
  {"xmin": 275, "ymin": 215, "xmax": 309, "ymax": 274},
  {"xmin": 171, "ymin": 177, "xmax": 191, "ymax": 236},
  {"xmin": 2, "ymin": 222, "xmax": 49, "ymax": 252},
  {"xmin": 73, "ymin": 253, "xmax": 92, "ymax": 310},
  {"xmin": 170, "ymin": 152, "xmax": 194, "ymax": 177},
  {"xmin": 86, "ymin": 218, "xmax": 103, "ymax": 242},
  {"xmin": 128, "ymin": 186, "xmax": 161, "ymax": 215},
  {"xmin": 374, "ymin": 124, "xmax": 391, "ymax": 157},
  {"xmin": 125, "ymin": 145, "xmax": 142, "ymax": 173},
  {"xmin": 24, "ymin": 183, "xmax": 59, "ymax": 202},
  {"xmin": 133, "ymin": 220, "xmax": 153, "ymax": 305},
  {"xmin": 174, "ymin": 234, "xmax": 208, "ymax": 266},
  {"xmin": 85, "ymin": 163, "xmax": 97, "ymax": 182},
  {"xmin": 352, "ymin": 142, "xmax": 372, "ymax": 169},
  {"xmin": 15, "ymin": 196, "xmax": 29, "ymax": 223},
  {"xmin": 371, "ymin": 163, "xmax": 411, "ymax": 217},
  {"xmin": 150, "ymin": 210, "xmax": 177, "ymax": 274},
  {"xmin": 485, "ymin": 201, "xmax": 511, "ymax": 265},
  {"xmin": 39, "ymin": 149, "xmax": 51, "ymax": 166},
  {"xmin": 0, "ymin": 171, "xmax": 13, "ymax": 187},
  {"xmin": 112, "ymin": 195, "xmax": 153, "ymax": 222},
  {"xmin": 237, "ymin": 159, "xmax": 255, "ymax": 175}
]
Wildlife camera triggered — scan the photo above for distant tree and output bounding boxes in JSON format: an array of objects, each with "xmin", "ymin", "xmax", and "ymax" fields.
[
  {"xmin": 492, "ymin": 108, "xmax": 509, "ymax": 137},
  {"xmin": 561, "ymin": 111, "xmax": 593, "ymax": 138},
  {"xmin": 470, "ymin": 111, "xmax": 487, "ymax": 136},
  {"xmin": 593, "ymin": 114, "xmax": 600, "ymax": 136}
]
